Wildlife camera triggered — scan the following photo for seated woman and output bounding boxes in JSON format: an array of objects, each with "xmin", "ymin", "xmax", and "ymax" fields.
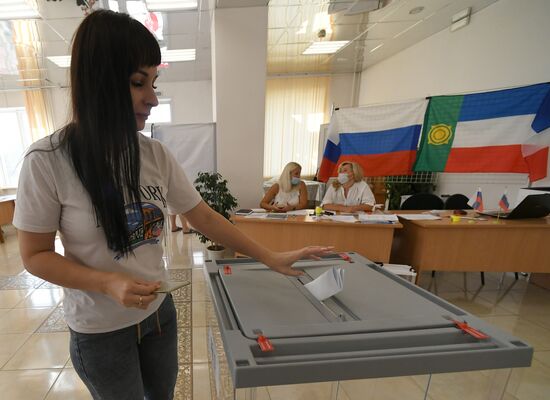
[
  {"xmin": 321, "ymin": 161, "xmax": 375, "ymax": 212},
  {"xmin": 260, "ymin": 162, "xmax": 308, "ymax": 212}
]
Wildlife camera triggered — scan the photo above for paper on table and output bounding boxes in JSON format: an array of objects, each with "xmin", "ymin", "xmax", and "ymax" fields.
[
  {"xmin": 325, "ymin": 215, "xmax": 357, "ymax": 223},
  {"xmin": 286, "ymin": 209, "xmax": 311, "ymax": 216},
  {"xmin": 397, "ymin": 214, "xmax": 441, "ymax": 220},
  {"xmin": 245, "ymin": 213, "xmax": 268, "ymax": 219},
  {"xmin": 304, "ymin": 267, "xmax": 345, "ymax": 301},
  {"xmin": 358, "ymin": 214, "xmax": 399, "ymax": 222}
]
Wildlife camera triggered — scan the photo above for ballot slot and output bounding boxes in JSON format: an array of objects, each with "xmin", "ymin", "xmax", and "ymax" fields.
[{"xmin": 296, "ymin": 266, "xmax": 359, "ymax": 322}]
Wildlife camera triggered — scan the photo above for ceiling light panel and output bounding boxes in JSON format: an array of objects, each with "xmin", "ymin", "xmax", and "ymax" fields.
[
  {"xmin": 161, "ymin": 48, "xmax": 196, "ymax": 62},
  {"xmin": 145, "ymin": 0, "xmax": 198, "ymax": 11},
  {"xmin": 0, "ymin": 0, "xmax": 40, "ymax": 20},
  {"xmin": 47, "ymin": 49, "xmax": 195, "ymax": 68},
  {"xmin": 302, "ymin": 41, "xmax": 349, "ymax": 55},
  {"xmin": 47, "ymin": 56, "xmax": 71, "ymax": 68}
]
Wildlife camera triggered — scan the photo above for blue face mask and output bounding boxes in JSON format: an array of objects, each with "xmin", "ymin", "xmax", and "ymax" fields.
[
  {"xmin": 337, "ymin": 173, "xmax": 349, "ymax": 184},
  {"xmin": 291, "ymin": 177, "xmax": 300, "ymax": 185}
]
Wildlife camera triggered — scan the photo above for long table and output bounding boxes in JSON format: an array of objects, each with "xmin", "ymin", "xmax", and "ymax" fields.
[
  {"xmin": 0, "ymin": 195, "xmax": 16, "ymax": 243},
  {"xmin": 232, "ymin": 214, "xmax": 401, "ymax": 263},
  {"xmin": 390, "ymin": 211, "xmax": 550, "ymax": 280}
]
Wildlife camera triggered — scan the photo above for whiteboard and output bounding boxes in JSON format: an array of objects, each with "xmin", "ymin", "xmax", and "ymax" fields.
[{"xmin": 152, "ymin": 123, "xmax": 216, "ymax": 184}]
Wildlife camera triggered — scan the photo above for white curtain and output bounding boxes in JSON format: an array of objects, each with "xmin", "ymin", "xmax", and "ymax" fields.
[{"xmin": 263, "ymin": 76, "xmax": 329, "ymax": 178}]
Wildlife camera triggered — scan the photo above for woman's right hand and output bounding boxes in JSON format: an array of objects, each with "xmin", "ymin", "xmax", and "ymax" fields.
[{"xmin": 101, "ymin": 272, "xmax": 160, "ymax": 309}]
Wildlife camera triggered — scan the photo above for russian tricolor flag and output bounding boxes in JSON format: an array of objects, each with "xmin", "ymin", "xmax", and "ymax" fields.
[
  {"xmin": 468, "ymin": 187, "xmax": 484, "ymax": 212},
  {"xmin": 318, "ymin": 100, "xmax": 428, "ymax": 181}
]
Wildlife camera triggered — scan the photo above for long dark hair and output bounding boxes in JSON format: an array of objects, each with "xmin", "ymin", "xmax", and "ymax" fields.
[{"xmin": 61, "ymin": 10, "xmax": 161, "ymax": 255}]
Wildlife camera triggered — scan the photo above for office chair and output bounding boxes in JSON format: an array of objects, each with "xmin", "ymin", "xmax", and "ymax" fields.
[
  {"xmin": 400, "ymin": 193, "xmax": 444, "ymax": 210},
  {"xmin": 444, "ymin": 194, "xmax": 472, "ymax": 210}
]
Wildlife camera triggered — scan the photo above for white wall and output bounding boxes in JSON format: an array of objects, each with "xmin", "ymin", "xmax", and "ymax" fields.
[
  {"xmin": 359, "ymin": 0, "xmax": 550, "ymax": 104},
  {"xmin": 0, "ymin": 91, "xmax": 25, "ymax": 108},
  {"xmin": 157, "ymin": 80, "xmax": 213, "ymax": 124},
  {"xmin": 358, "ymin": 0, "xmax": 550, "ymax": 204},
  {"xmin": 329, "ymin": 72, "xmax": 361, "ymax": 110}
]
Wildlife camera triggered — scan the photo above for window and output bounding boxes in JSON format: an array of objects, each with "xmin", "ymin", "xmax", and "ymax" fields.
[
  {"xmin": 263, "ymin": 76, "xmax": 329, "ymax": 178},
  {"xmin": 143, "ymin": 98, "xmax": 172, "ymax": 137},
  {"xmin": 0, "ymin": 108, "xmax": 32, "ymax": 188}
]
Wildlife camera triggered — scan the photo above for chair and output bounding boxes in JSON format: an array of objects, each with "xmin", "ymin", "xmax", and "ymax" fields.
[
  {"xmin": 444, "ymin": 194, "xmax": 472, "ymax": 210},
  {"xmin": 400, "ymin": 193, "xmax": 444, "ymax": 210}
]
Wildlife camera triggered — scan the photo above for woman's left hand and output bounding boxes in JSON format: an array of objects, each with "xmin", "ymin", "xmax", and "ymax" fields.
[{"xmin": 263, "ymin": 246, "xmax": 334, "ymax": 276}]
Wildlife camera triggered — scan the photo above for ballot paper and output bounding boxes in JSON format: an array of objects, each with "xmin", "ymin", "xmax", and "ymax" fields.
[{"xmin": 304, "ymin": 267, "xmax": 345, "ymax": 301}]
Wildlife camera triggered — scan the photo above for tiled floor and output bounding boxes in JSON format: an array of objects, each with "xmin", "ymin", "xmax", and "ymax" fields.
[{"xmin": 1, "ymin": 224, "xmax": 550, "ymax": 399}]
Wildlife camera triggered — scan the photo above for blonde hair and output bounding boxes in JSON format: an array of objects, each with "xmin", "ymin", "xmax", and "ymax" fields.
[
  {"xmin": 278, "ymin": 162, "xmax": 302, "ymax": 193},
  {"xmin": 332, "ymin": 161, "xmax": 364, "ymax": 188}
]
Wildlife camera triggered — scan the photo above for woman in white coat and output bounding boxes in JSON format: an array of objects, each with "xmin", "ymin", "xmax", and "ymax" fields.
[{"xmin": 321, "ymin": 161, "xmax": 375, "ymax": 212}]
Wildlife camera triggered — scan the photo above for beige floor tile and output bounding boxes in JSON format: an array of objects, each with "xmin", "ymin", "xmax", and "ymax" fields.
[
  {"xmin": 476, "ymin": 285, "xmax": 550, "ymax": 315},
  {"xmin": 0, "ymin": 289, "xmax": 33, "ymax": 308},
  {"xmin": 0, "ymin": 307, "xmax": 54, "ymax": 334},
  {"xmin": 193, "ymin": 363, "xmax": 211, "ymax": 400},
  {"xmin": 44, "ymin": 368, "xmax": 92, "ymax": 400},
  {"xmin": 192, "ymin": 267, "xmax": 206, "ymax": 283},
  {"xmin": 417, "ymin": 274, "xmax": 465, "ymax": 294},
  {"xmin": 267, "ymin": 381, "xmax": 351, "ymax": 400},
  {"xmin": 193, "ymin": 327, "xmax": 208, "ymax": 363},
  {"xmin": 192, "ymin": 301, "xmax": 207, "ymax": 327},
  {"xmin": 0, "ymin": 333, "xmax": 31, "ymax": 368},
  {"xmin": 482, "ymin": 315, "xmax": 550, "ymax": 351},
  {"xmin": 193, "ymin": 281, "xmax": 207, "ymax": 302},
  {"xmin": 341, "ymin": 375, "xmax": 429, "ymax": 400},
  {"xmin": 4, "ymin": 332, "xmax": 70, "ymax": 370},
  {"xmin": 0, "ymin": 369, "xmax": 61, "ymax": 400},
  {"xmin": 533, "ymin": 350, "xmax": 550, "ymax": 368},
  {"xmin": 437, "ymin": 291, "xmax": 514, "ymax": 316},
  {"xmin": 16, "ymin": 288, "xmax": 64, "ymax": 308},
  {"xmin": 505, "ymin": 358, "xmax": 550, "ymax": 400},
  {"xmin": 419, "ymin": 369, "xmax": 510, "ymax": 400}
]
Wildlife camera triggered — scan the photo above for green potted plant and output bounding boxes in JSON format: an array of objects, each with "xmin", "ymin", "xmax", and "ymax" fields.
[{"xmin": 193, "ymin": 171, "xmax": 238, "ymax": 259}]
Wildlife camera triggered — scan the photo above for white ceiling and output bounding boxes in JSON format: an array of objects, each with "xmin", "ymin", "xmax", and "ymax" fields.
[
  {"xmin": 267, "ymin": 0, "xmax": 499, "ymax": 75},
  {"xmin": 0, "ymin": 0, "xmax": 499, "ymax": 92}
]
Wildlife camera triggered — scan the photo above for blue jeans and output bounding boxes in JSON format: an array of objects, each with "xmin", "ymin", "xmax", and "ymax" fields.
[{"xmin": 70, "ymin": 295, "xmax": 178, "ymax": 400}]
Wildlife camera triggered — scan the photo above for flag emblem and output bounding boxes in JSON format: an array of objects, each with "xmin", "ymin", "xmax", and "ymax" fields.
[{"xmin": 428, "ymin": 124, "xmax": 453, "ymax": 145}]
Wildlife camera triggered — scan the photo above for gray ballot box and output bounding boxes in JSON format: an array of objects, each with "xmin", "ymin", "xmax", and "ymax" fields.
[{"xmin": 204, "ymin": 253, "xmax": 532, "ymax": 400}]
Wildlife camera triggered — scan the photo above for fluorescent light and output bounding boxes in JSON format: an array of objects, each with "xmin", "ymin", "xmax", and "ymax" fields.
[
  {"xmin": 46, "ymin": 49, "xmax": 195, "ymax": 69},
  {"xmin": 161, "ymin": 48, "xmax": 195, "ymax": 62},
  {"xmin": 0, "ymin": 0, "xmax": 40, "ymax": 20},
  {"xmin": 369, "ymin": 43, "xmax": 383, "ymax": 53},
  {"xmin": 302, "ymin": 41, "xmax": 349, "ymax": 55},
  {"xmin": 47, "ymin": 56, "xmax": 71, "ymax": 68},
  {"xmin": 145, "ymin": 0, "xmax": 197, "ymax": 11}
]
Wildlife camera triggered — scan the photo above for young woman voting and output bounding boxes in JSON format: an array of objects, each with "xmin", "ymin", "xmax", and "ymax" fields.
[{"xmin": 14, "ymin": 11, "xmax": 331, "ymax": 400}]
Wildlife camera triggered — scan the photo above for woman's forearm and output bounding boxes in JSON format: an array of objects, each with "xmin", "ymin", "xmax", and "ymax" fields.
[{"xmin": 25, "ymin": 250, "xmax": 113, "ymax": 294}]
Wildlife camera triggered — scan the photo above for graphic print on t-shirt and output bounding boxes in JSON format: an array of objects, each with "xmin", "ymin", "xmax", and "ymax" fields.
[{"xmin": 125, "ymin": 202, "xmax": 164, "ymax": 252}]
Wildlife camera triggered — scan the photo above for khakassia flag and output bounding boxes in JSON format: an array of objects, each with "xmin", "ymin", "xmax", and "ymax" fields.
[{"xmin": 414, "ymin": 83, "xmax": 550, "ymax": 182}]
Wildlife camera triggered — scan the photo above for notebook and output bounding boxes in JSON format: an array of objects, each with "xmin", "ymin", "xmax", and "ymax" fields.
[{"xmin": 478, "ymin": 194, "xmax": 550, "ymax": 219}]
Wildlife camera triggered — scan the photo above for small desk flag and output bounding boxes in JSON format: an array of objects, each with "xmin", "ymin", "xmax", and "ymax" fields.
[
  {"xmin": 468, "ymin": 187, "xmax": 484, "ymax": 212},
  {"xmin": 499, "ymin": 191, "xmax": 510, "ymax": 212}
]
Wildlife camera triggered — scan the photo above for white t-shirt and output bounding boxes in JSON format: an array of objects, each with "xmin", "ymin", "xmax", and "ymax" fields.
[
  {"xmin": 13, "ymin": 132, "xmax": 202, "ymax": 333},
  {"xmin": 321, "ymin": 180, "xmax": 375, "ymax": 207}
]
